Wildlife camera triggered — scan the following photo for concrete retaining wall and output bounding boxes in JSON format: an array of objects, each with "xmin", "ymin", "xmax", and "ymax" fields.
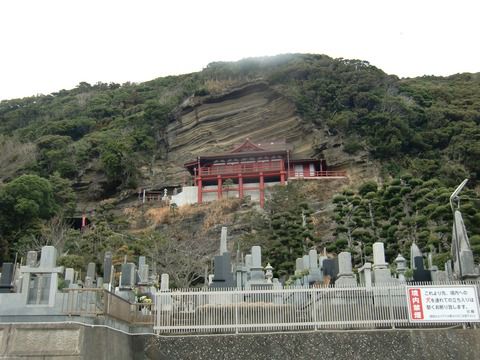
[
  {"xmin": 0, "ymin": 323, "xmax": 146, "ymax": 359},
  {"xmin": 147, "ymin": 328, "xmax": 480, "ymax": 360},
  {"xmin": 2, "ymin": 324, "xmax": 479, "ymax": 359}
]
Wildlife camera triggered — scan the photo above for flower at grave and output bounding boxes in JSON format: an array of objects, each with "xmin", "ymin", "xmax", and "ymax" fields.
[{"xmin": 139, "ymin": 295, "xmax": 152, "ymax": 304}]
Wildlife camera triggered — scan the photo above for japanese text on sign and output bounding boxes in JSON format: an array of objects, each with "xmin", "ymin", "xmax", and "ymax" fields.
[{"xmin": 406, "ymin": 286, "xmax": 480, "ymax": 322}]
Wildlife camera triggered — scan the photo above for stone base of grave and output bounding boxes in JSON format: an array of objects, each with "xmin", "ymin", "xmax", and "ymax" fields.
[
  {"xmin": 308, "ymin": 269, "xmax": 323, "ymax": 283},
  {"xmin": 373, "ymin": 268, "xmax": 395, "ymax": 284},
  {"xmin": 335, "ymin": 275, "xmax": 357, "ymax": 287}
]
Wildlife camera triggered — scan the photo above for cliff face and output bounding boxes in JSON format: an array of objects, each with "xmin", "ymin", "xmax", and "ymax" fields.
[
  {"xmin": 145, "ymin": 81, "xmax": 374, "ymax": 188},
  {"xmin": 167, "ymin": 82, "xmax": 304, "ymax": 159}
]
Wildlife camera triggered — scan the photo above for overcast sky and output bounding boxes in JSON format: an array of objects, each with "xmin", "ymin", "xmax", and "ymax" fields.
[{"xmin": 1, "ymin": 0, "xmax": 478, "ymax": 101}]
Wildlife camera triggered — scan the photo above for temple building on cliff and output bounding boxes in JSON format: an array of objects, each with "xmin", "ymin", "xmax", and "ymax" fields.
[{"xmin": 171, "ymin": 139, "xmax": 347, "ymax": 207}]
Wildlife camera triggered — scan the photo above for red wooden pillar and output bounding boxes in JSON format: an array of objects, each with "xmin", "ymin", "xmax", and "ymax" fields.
[
  {"xmin": 259, "ymin": 172, "xmax": 265, "ymax": 208},
  {"xmin": 280, "ymin": 171, "xmax": 285, "ymax": 185},
  {"xmin": 238, "ymin": 174, "xmax": 244, "ymax": 198},
  {"xmin": 197, "ymin": 177, "xmax": 203, "ymax": 203},
  {"xmin": 217, "ymin": 175, "xmax": 223, "ymax": 200}
]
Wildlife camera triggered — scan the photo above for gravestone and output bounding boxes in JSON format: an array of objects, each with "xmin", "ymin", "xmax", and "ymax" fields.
[
  {"xmin": 248, "ymin": 246, "xmax": 267, "ymax": 287},
  {"xmin": 160, "ymin": 273, "xmax": 169, "ymax": 291},
  {"xmin": 39, "ymin": 246, "xmax": 57, "ymax": 268},
  {"xmin": 308, "ymin": 249, "xmax": 322, "ymax": 283},
  {"xmin": 322, "ymin": 259, "xmax": 337, "ymax": 280},
  {"xmin": 211, "ymin": 253, "xmax": 235, "ymax": 288},
  {"xmin": 302, "ymin": 255, "xmax": 310, "ymax": 271},
  {"xmin": 235, "ymin": 264, "xmax": 247, "ymax": 289},
  {"xmin": 410, "ymin": 243, "xmax": 423, "ymax": 269},
  {"xmin": 64, "ymin": 268, "xmax": 75, "ymax": 287},
  {"xmin": 85, "ymin": 262, "xmax": 96, "ymax": 287},
  {"xmin": 452, "ymin": 210, "xmax": 478, "ymax": 279},
  {"xmin": 120, "ymin": 263, "xmax": 136, "ymax": 289},
  {"xmin": 245, "ymin": 254, "xmax": 252, "ymax": 270},
  {"xmin": 432, "ymin": 269, "xmax": 447, "ymax": 282},
  {"xmin": 158, "ymin": 273, "xmax": 172, "ymax": 311},
  {"xmin": 412, "ymin": 257, "xmax": 431, "ymax": 282},
  {"xmin": 445, "ymin": 260, "xmax": 454, "ymax": 280},
  {"xmin": 26, "ymin": 251, "xmax": 38, "ymax": 267},
  {"xmin": 427, "ymin": 253, "xmax": 433, "ymax": 269},
  {"xmin": 358, "ymin": 262, "xmax": 372, "ymax": 287},
  {"xmin": 137, "ymin": 256, "xmax": 149, "ymax": 284},
  {"xmin": 103, "ymin": 252, "xmax": 113, "ymax": 284},
  {"xmin": 220, "ymin": 227, "xmax": 228, "ymax": 255},
  {"xmin": 294, "ymin": 258, "xmax": 303, "ymax": 276},
  {"xmin": 372, "ymin": 242, "xmax": 394, "ymax": 284},
  {"xmin": 273, "ymin": 278, "xmax": 283, "ymax": 304},
  {"xmin": 335, "ymin": 252, "xmax": 356, "ymax": 287},
  {"xmin": 0, "ymin": 263, "xmax": 14, "ymax": 293}
]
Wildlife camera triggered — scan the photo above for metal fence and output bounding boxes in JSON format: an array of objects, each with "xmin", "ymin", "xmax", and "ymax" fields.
[{"xmin": 154, "ymin": 281, "xmax": 480, "ymax": 335}]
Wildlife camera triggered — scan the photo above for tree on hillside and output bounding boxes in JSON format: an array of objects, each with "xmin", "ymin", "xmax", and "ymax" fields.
[
  {"xmin": 259, "ymin": 184, "xmax": 317, "ymax": 277},
  {"xmin": 0, "ymin": 175, "xmax": 60, "ymax": 261}
]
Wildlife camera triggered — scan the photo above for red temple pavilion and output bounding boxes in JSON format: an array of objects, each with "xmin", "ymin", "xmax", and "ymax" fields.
[{"xmin": 182, "ymin": 139, "xmax": 346, "ymax": 208}]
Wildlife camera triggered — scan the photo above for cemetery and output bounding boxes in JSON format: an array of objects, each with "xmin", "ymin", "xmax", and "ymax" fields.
[{"xmin": 0, "ymin": 180, "xmax": 480, "ymax": 358}]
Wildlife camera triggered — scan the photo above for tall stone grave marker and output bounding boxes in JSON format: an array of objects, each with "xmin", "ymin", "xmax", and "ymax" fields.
[
  {"xmin": 85, "ymin": 262, "xmax": 96, "ymax": 288},
  {"xmin": 120, "ymin": 263, "xmax": 136, "ymax": 289},
  {"xmin": 103, "ymin": 251, "xmax": 113, "ymax": 285},
  {"xmin": 137, "ymin": 256, "xmax": 149, "ymax": 284},
  {"xmin": 210, "ymin": 227, "xmax": 235, "ymax": 288},
  {"xmin": 358, "ymin": 262, "xmax": 372, "ymax": 287},
  {"xmin": 64, "ymin": 268, "xmax": 75, "ymax": 288},
  {"xmin": 308, "ymin": 249, "xmax": 322, "ymax": 283},
  {"xmin": 335, "ymin": 252, "xmax": 356, "ymax": 287},
  {"xmin": 372, "ymin": 242, "xmax": 394, "ymax": 284}
]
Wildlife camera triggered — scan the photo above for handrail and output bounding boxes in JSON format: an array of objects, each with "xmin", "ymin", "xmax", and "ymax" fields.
[
  {"xmin": 200, "ymin": 162, "xmax": 283, "ymax": 176},
  {"xmin": 198, "ymin": 165, "xmax": 347, "ymax": 178},
  {"xmin": 288, "ymin": 170, "xmax": 347, "ymax": 178}
]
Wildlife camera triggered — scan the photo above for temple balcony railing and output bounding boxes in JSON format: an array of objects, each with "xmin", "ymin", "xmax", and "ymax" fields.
[
  {"xmin": 199, "ymin": 162, "xmax": 283, "ymax": 177},
  {"xmin": 287, "ymin": 170, "xmax": 347, "ymax": 179},
  {"xmin": 198, "ymin": 164, "xmax": 347, "ymax": 178}
]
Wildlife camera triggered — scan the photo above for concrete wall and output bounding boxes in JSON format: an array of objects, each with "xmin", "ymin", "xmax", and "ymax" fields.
[
  {"xmin": 171, "ymin": 186, "xmax": 198, "ymax": 207},
  {"xmin": 147, "ymin": 328, "xmax": 480, "ymax": 360},
  {"xmin": 0, "ymin": 323, "xmax": 146, "ymax": 360},
  {"xmin": 2, "ymin": 324, "xmax": 479, "ymax": 359},
  {"xmin": 0, "ymin": 292, "xmax": 66, "ymax": 316},
  {"xmin": 198, "ymin": 182, "xmax": 282, "ymax": 203}
]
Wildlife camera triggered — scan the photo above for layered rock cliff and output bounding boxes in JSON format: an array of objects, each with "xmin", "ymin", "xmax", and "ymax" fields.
[{"xmin": 144, "ymin": 81, "xmax": 376, "ymax": 189}]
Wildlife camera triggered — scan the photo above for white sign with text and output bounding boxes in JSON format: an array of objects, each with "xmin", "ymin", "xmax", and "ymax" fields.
[{"xmin": 406, "ymin": 285, "xmax": 480, "ymax": 322}]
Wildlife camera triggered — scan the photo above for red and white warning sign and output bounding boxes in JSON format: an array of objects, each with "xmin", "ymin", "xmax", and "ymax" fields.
[{"xmin": 406, "ymin": 285, "xmax": 480, "ymax": 322}]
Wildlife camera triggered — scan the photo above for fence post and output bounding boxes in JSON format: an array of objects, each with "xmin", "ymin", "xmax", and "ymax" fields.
[
  {"xmin": 105, "ymin": 290, "xmax": 110, "ymax": 317},
  {"xmin": 235, "ymin": 291, "xmax": 239, "ymax": 335},
  {"xmin": 312, "ymin": 289, "xmax": 318, "ymax": 331},
  {"xmin": 388, "ymin": 287, "xmax": 395, "ymax": 329}
]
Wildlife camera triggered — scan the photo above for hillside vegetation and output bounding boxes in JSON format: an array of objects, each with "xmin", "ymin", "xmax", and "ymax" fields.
[{"xmin": 0, "ymin": 54, "xmax": 479, "ymax": 283}]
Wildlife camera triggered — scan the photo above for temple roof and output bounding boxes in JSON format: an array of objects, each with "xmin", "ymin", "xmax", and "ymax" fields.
[{"xmin": 184, "ymin": 139, "xmax": 290, "ymax": 167}]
